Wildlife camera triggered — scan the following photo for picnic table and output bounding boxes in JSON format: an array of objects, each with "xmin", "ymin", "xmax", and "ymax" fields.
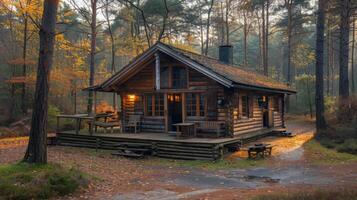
[
  {"xmin": 248, "ymin": 143, "xmax": 273, "ymax": 159},
  {"xmin": 56, "ymin": 113, "xmax": 113, "ymax": 135},
  {"xmin": 173, "ymin": 122, "xmax": 196, "ymax": 138}
]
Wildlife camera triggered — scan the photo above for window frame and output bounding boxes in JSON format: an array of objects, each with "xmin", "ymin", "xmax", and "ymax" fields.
[
  {"xmin": 186, "ymin": 93, "xmax": 206, "ymax": 117},
  {"xmin": 159, "ymin": 65, "xmax": 188, "ymax": 89},
  {"xmin": 145, "ymin": 93, "xmax": 164, "ymax": 117},
  {"xmin": 241, "ymin": 95, "xmax": 250, "ymax": 118}
]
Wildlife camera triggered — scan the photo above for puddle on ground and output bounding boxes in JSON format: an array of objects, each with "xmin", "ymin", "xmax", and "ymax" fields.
[
  {"xmin": 164, "ymin": 166, "xmax": 335, "ymax": 190},
  {"xmin": 244, "ymin": 175, "xmax": 280, "ymax": 183}
]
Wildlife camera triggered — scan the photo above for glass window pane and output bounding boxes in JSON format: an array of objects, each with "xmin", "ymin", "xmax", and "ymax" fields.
[
  {"xmin": 172, "ymin": 67, "xmax": 187, "ymax": 88},
  {"xmin": 146, "ymin": 94, "xmax": 152, "ymax": 116},
  {"xmin": 160, "ymin": 67, "xmax": 169, "ymax": 88}
]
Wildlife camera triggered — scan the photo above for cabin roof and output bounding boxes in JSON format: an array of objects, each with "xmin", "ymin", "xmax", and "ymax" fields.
[{"xmin": 89, "ymin": 42, "xmax": 296, "ymax": 94}]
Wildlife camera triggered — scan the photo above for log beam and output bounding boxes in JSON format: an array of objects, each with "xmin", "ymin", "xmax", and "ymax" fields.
[{"xmin": 155, "ymin": 53, "xmax": 160, "ymax": 90}]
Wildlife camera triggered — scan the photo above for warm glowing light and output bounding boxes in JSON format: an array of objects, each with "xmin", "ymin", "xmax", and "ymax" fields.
[
  {"xmin": 128, "ymin": 94, "xmax": 136, "ymax": 100},
  {"xmin": 262, "ymin": 96, "xmax": 266, "ymax": 102}
]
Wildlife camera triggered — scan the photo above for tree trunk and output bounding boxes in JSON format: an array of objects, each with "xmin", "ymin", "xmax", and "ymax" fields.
[
  {"xmin": 23, "ymin": 0, "xmax": 59, "ymax": 163},
  {"xmin": 285, "ymin": 0, "xmax": 292, "ymax": 112},
  {"xmin": 21, "ymin": 13, "xmax": 28, "ymax": 115},
  {"xmin": 204, "ymin": 0, "xmax": 214, "ymax": 55},
  {"xmin": 243, "ymin": 11, "xmax": 248, "ymax": 67},
  {"xmin": 338, "ymin": 0, "xmax": 351, "ymax": 119},
  {"xmin": 225, "ymin": 0, "xmax": 230, "ymax": 45},
  {"xmin": 306, "ymin": 78, "xmax": 313, "ymax": 119},
  {"xmin": 315, "ymin": 0, "xmax": 327, "ymax": 132},
  {"xmin": 326, "ymin": 16, "xmax": 331, "ymax": 96},
  {"xmin": 262, "ymin": 2, "xmax": 267, "ymax": 75},
  {"xmin": 87, "ymin": 0, "xmax": 97, "ymax": 114},
  {"xmin": 352, "ymin": 18, "xmax": 355, "ymax": 94},
  {"xmin": 265, "ymin": 0, "xmax": 269, "ymax": 75}
]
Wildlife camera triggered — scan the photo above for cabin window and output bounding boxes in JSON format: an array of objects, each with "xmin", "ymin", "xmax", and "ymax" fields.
[
  {"xmin": 146, "ymin": 94, "xmax": 153, "ymax": 116},
  {"xmin": 160, "ymin": 66, "xmax": 169, "ymax": 88},
  {"xmin": 241, "ymin": 96, "xmax": 249, "ymax": 118},
  {"xmin": 172, "ymin": 67, "xmax": 187, "ymax": 88},
  {"xmin": 145, "ymin": 93, "xmax": 164, "ymax": 116},
  {"xmin": 186, "ymin": 93, "xmax": 205, "ymax": 117},
  {"xmin": 155, "ymin": 94, "xmax": 164, "ymax": 116}
]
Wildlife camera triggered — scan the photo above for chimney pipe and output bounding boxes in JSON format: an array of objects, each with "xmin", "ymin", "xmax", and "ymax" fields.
[{"xmin": 219, "ymin": 45, "xmax": 233, "ymax": 65}]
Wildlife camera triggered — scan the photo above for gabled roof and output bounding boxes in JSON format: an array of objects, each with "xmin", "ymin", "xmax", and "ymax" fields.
[{"xmin": 91, "ymin": 42, "xmax": 296, "ymax": 94}]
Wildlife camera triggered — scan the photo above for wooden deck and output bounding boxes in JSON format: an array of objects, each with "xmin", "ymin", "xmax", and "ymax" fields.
[{"xmin": 56, "ymin": 128, "xmax": 283, "ymax": 160}]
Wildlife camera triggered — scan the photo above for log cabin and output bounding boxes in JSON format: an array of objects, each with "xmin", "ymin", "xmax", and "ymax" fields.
[{"xmin": 88, "ymin": 42, "xmax": 296, "ymax": 138}]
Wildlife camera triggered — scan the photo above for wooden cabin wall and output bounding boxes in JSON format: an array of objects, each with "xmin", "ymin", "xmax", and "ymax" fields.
[
  {"xmin": 233, "ymin": 95, "xmax": 264, "ymax": 135},
  {"xmin": 121, "ymin": 94, "xmax": 165, "ymax": 133},
  {"xmin": 141, "ymin": 117, "xmax": 165, "ymax": 133},
  {"xmin": 272, "ymin": 96, "xmax": 284, "ymax": 127},
  {"xmin": 121, "ymin": 63, "xmax": 154, "ymax": 91}
]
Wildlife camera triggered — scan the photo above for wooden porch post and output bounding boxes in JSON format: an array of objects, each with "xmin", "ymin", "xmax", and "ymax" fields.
[
  {"xmin": 182, "ymin": 93, "xmax": 186, "ymax": 122},
  {"xmin": 164, "ymin": 93, "xmax": 168, "ymax": 133},
  {"xmin": 113, "ymin": 93, "xmax": 118, "ymax": 112},
  {"xmin": 282, "ymin": 94, "xmax": 285, "ymax": 128},
  {"xmin": 155, "ymin": 53, "xmax": 160, "ymax": 90},
  {"xmin": 93, "ymin": 91, "xmax": 97, "ymax": 114}
]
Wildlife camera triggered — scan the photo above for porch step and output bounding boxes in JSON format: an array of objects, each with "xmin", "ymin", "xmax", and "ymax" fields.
[{"xmin": 111, "ymin": 151, "xmax": 145, "ymax": 158}]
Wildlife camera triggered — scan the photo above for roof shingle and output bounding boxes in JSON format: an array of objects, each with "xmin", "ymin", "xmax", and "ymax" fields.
[{"xmin": 161, "ymin": 42, "xmax": 295, "ymax": 93}]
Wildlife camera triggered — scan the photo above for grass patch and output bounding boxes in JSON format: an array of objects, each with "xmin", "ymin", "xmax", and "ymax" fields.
[
  {"xmin": 315, "ymin": 123, "xmax": 357, "ymax": 155},
  {"xmin": 144, "ymin": 157, "xmax": 265, "ymax": 170},
  {"xmin": 252, "ymin": 187, "xmax": 357, "ymax": 200},
  {"xmin": 304, "ymin": 139, "xmax": 357, "ymax": 164},
  {"xmin": 0, "ymin": 162, "xmax": 89, "ymax": 200}
]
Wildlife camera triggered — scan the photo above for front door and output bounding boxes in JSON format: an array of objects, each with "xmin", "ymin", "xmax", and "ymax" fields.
[
  {"xmin": 262, "ymin": 96, "xmax": 269, "ymax": 127},
  {"xmin": 168, "ymin": 94, "xmax": 182, "ymax": 131}
]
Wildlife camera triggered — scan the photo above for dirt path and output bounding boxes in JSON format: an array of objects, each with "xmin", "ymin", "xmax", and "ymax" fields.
[{"xmin": 1, "ymin": 117, "xmax": 356, "ymax": 200}]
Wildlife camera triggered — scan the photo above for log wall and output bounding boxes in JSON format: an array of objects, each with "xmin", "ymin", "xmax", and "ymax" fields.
[{"xmin": 233, "ymin": 95, "xmax": 264, "ymax": 135}]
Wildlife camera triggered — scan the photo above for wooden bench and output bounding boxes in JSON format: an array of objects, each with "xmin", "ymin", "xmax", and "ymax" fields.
[
  {"xmin": 94, "ymin": 121, "xmax": 121, "ymax": 134},
  {"xmin": 94, "ymin": 112, "xmax": 122, "ymax": 134},
  {"xmin": 196, "ymin": 121, "xmax": 224, "ymax": 138}
]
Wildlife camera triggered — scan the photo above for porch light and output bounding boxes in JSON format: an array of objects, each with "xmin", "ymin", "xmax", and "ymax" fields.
[
  {"xmin": 262, "ymin": 96, "xmax": 266, "ymax": 102},
  {"xmin": 128, "ymin": 94, "xmax": 136, "ymax": 100}
]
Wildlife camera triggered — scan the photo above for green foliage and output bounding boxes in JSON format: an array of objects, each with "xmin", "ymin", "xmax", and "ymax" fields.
[
  {"xmin": 252, "ymin": 188, "xmax": 357, "ymax": 200},
  {"xmin": 0, "ymin": 163, "xmax": 88, "ymax": 200},
  {"xmin": 48, "ymin": 104, "xmax": 60, "ymax": 130},
  {"xmin": 143, "ymin": 0, "xmax": 184, "ymax": 16},
  {"xmin": 324, "ymin": 96, "xmax": 337, "ymax": 114},
  {"xmin": 304, "ymin": 140, "xmax": 357, "ymax": 164}
]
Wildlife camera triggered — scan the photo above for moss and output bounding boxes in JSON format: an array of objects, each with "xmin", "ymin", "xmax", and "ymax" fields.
[{"xmin": 0, "ymin": 162, "xmax": 89, "ymax": 200}]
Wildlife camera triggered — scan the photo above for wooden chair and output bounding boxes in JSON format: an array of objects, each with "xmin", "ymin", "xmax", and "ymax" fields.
[
  {"xmin": 94, "ymin": 112, "xmax": 122, "ymax": 134},
  {"xmin": 197, "ymin": 121, "xmax": 224, "ymax": 138},
  {"xmin": 125, "ymin": 115, "xmax": 141, "ymax": 133}
]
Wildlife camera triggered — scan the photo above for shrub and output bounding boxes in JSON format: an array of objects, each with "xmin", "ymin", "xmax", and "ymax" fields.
[
  {"xmin": 0, "ymin": 163, "xmax": 88, "ymax": 200},
  {"xmin": 336, "ymin": 139, "xmax": 357, "ymax": 154},
  {"xmin": 48, "ymin": 105, "xmax": 60, "ymax": 130}
]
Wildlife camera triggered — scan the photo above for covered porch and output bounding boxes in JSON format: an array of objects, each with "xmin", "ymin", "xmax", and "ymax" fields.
[{"xmin": 55, "ymin": 127, "xmax": 281, "ymax": 160}]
